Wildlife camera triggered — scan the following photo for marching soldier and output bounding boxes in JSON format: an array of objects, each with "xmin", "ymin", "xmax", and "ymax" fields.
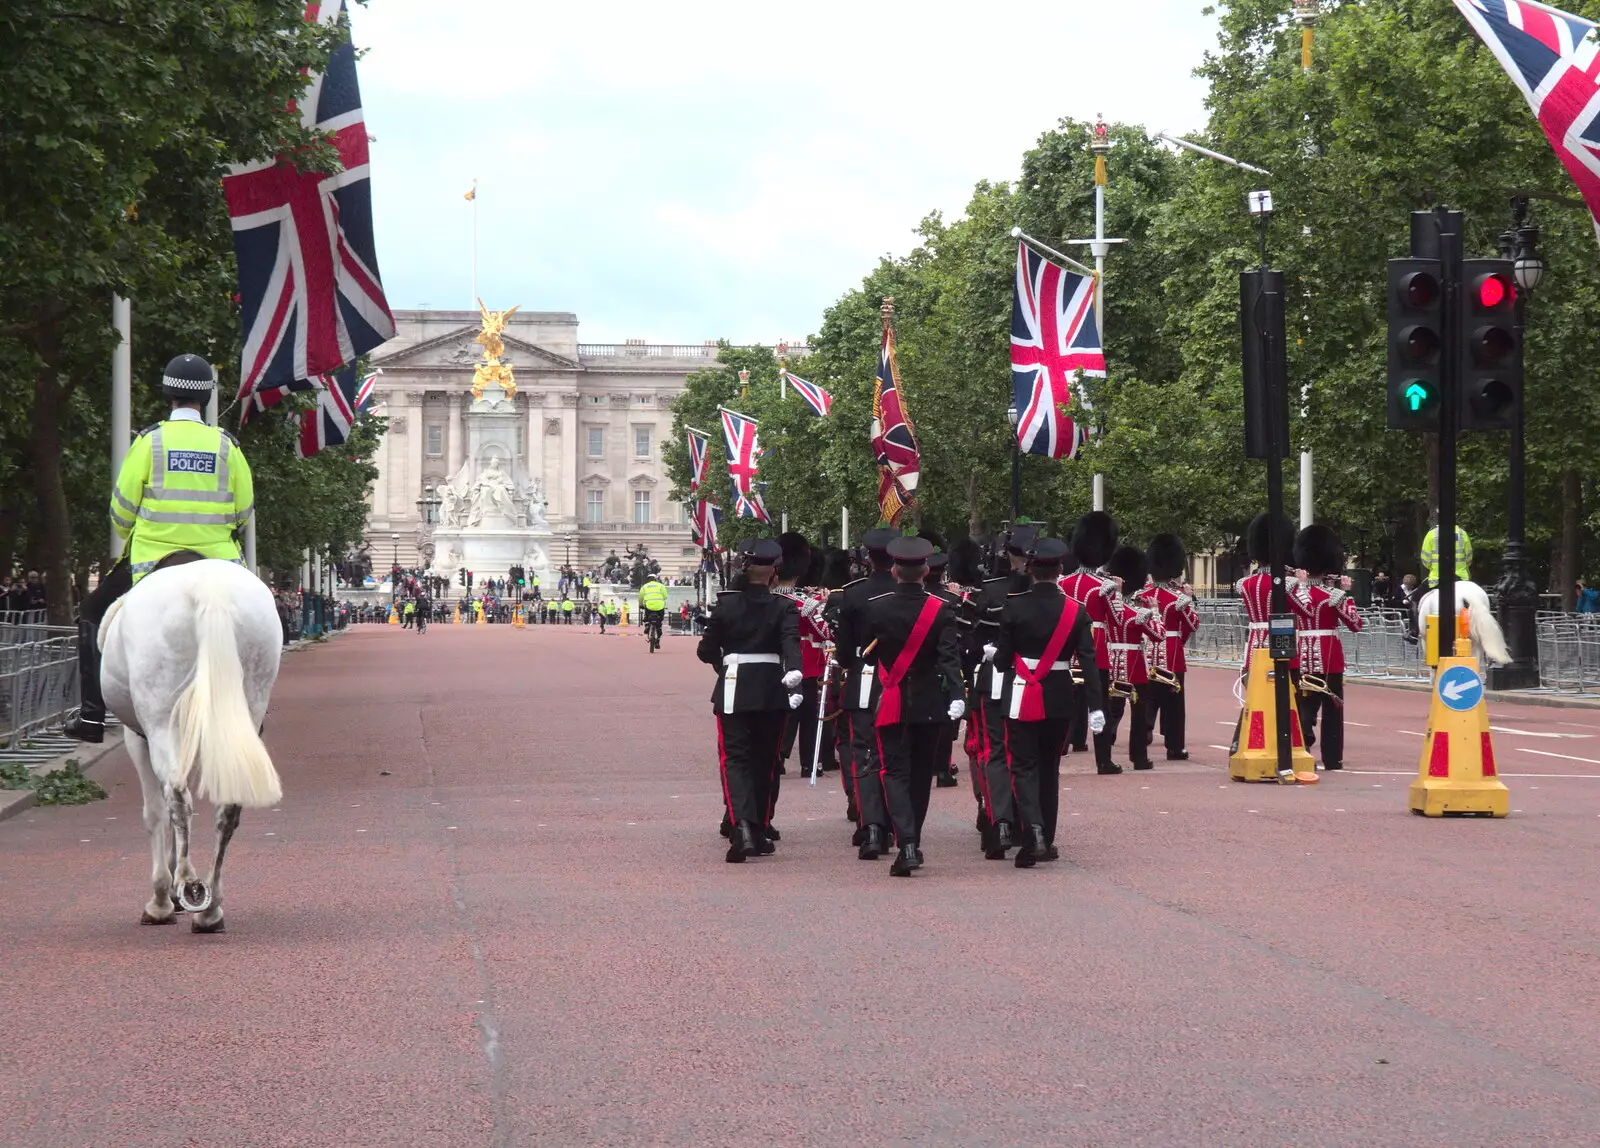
[
  {"xmin": 990, "ymin": 538, "xmax": 1103, "ymax": 867},
  {"xmin": 861, "ymin": 537, "xmax": 966, "ymax": 877},
  {"xmin": 696, "ymin": 539, "xmax": 803, "ymax": 863},
  {"xmin": 970, "ymin": 523, "xmax": 1038, "ymax": 855},
  {"xmin": 945, "ymin": 539, "xmax": 990, "ymax": 824},
  {"xmin": 1099, "ymin": 545, "xmax": 1164, "ymax": 771},
  {"xmin": 774, "ymin": 532, "xmax": 831, "ymax": 779},
  {"xmin": 1292, "ymin": 525, "xmax": 1363, "ymax": 771},
  {"xmin": 1238, "ymin": 512, "xmax": 1297, "ymax": 666},
  {"xmin": 1060, "ymin": 512, "xmax": 1118, "ymax": 766},
  {"xmin": 828, "ymin": 529, "xmax": 899, "ymax": 858},
  {"xmin": 1137, "ymin": 534, "xmax": 1198, "ymax": 762},
  {"xmin": 922, "ymin": 545, "xmax": 970, "ymax": 788}
]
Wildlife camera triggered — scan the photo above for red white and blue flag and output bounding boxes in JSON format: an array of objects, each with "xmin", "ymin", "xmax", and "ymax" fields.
[
  {"xmin": 719, "ymin": 407, "xmax": 763, "ymax": 498},
  {"xmin": 354, "ymin": 367, "xmax": 380, "ymax": 413},
  {"xmin": 224, "ymin": 0, "xmax": 395, "ymax": 413},
  {"xmin": 685, "ymin": 426, "xmax": 712, "ymax": 492},
  {"xmin": 1012, "ymin": 242, "xmax": 1104, "ymax": 460},
  {"xmin": 871, "ymin": 324, "xmax": 920, "ymax": 524},
  {"xmin": 1455, "ymin": 0, "xmax": 1600, "ymax": 245},
  {"xmin": 783, "ymin": 370, "xmax": 833, "ymax": 417},
  {"xmin": 295, "ymin": 366, "xmax": 360, "ymax": 459},
  {"xmin": 691, "ymin": 499, "xmax": 724, "ymax": 548},
  {"xmin": 733, "ymin": 485, "xmax": 772, "ymax": 523}
]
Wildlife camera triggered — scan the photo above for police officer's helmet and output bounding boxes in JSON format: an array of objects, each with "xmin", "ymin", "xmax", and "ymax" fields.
[{"xmin": 161, "ymin": 353, "xmax": 216, "ymax": 403}]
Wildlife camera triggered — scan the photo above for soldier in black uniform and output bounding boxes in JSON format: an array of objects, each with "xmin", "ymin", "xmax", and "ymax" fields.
[
  {"xmin": 697, "ymin": 539, "xmax": 802, "ymax": 863},
  {"xmin": 827, "ymin": 529, "xmax": 898, "ymax": 859},
  {"xmin": 862, "ymin": 536, "xmax": 966, "ymax": 877},
  {"xmin": 969, "ymin": 523, "xmax": 1038, "ymax": 857},
  {"xmin": 990, "ymin": 538, "xmax": 1104, "ymax": 867},
  {"xmin": 922, "ymin": 548, "xmax": 969, "ymax": 788}
]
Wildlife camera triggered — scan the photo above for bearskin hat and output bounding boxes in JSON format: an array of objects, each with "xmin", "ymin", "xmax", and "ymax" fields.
[
  {"xmin": 915, "ymin": 526, "xmax": 946, "ymax": 552},
  {"xmin": 946, "ymin": 538, "xmax": 984, "ymax": 586},
  {"xmin": 1104, "ymin": 544, "xmax": 1148, "ymax": 590},
  {"xmin": 1071, "ymin": 511, "xmax": 1118, "ymax": 569},
  {"xmin": 820, "ymin": 548, "xmax": 854, "ymax": 589},
  {"xmin": 777, "ymin": 532, "xmax": 811, "ymax": 581},
  {"xmin": 1146, "ymin": 533, "xmax": 1188, "ymax": 581},
  {"xmin": 1294, "ymin": 524, "xmax": 1345, "ymax": 577},
  {"xmin": 1246, "ymin": 512, "xmax": 1295, "ymax": 566}
]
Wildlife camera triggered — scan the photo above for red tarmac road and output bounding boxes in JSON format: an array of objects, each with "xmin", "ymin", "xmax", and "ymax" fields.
[{"xmin": 4, "ymin": 626, "xmax": 1600, "ymax": 1146}]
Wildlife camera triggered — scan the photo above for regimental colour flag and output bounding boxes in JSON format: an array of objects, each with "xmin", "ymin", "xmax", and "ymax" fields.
[
  {"xmin": 1455, "ymin": 0, "xmax": 1600, "ymax": 245},
  {"xmin": 719, "ymin": 407, "xmax": 763, "ymax": 498},
  {"xmin": 690, "ymin": 499, "xmax": 723, "ymax": 550},
  {"xmin": 685, "ymin": 426, "xmax": 712, "ymax": 492},
  {"xmin": 223, "ymin": 0, "xmax": 395, "ymax": 410},
  {"xmin": 782, "ymin": 371, "xmax": 834, "ymax": 417},
  {"xmin": 871, "ymin": 324, "xmax": 920, "ymax": 525},
  {"xmin": 295, "ymin": 365, "xmax": 360, "ymax": 459},
  {"xmin": 1011, "ymin": 242, "xmax": 1105, "ymax": 460}
]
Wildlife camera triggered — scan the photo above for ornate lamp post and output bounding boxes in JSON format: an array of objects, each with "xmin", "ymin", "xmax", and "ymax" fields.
[
  {"xmin": 390, "ymin": 532, "xmax": 401, "ymax": 605},
  {"xmin": 415, "ymin": 483, "xmax": 442, "ymax": 582},
  {"xmin": 564, "ymin": 532, "xmax": 576, "ymax": 569},
  {"xmin": 1006, "ymin": 404, "xmax": 1021, "ymax": 524},
  {"xmin": 1490, "ymin": 195, "xmax": 1544, "ymax": 690}
]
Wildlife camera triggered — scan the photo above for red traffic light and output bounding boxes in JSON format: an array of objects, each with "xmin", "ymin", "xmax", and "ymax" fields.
[
  {"xmin": 1473, "ymin": 272, "xmax": 1514, "ymax": 309},
  {"xmin": 1400, "ymin": 271, "xmax": 1439, "ymax": 308}
]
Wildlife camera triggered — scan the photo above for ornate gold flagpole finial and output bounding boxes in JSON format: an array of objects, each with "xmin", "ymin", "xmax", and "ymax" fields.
[
  {"xmin": 1295, "ymin": 0, "xmax": 1319, "ymax": 71},
  {"xmin": 1091, "ymin": 113, "xmax": 1111, "ymax": 188}
]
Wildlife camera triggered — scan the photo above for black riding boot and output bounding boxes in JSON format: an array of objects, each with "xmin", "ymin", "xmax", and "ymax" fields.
[{"xmin": 66, "ymin": 619, "xmax": 105, "ymax": 743}]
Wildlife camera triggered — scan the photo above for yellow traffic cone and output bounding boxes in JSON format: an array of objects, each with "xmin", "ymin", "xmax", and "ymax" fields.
[
  {"xmin": 1228, "ymin": 648, "xmax": 1316, "ymax": 783},
  {"xmin": 513, "ymin": 607, "xmax": 525, "ymax": 629},
  {"xmin": 453, "ymin": 606, "xmax": 461, "ymax": 625},
  {"xmin": 1409, "ymin": 609, "xmax": 1509, "ymax": 817}
]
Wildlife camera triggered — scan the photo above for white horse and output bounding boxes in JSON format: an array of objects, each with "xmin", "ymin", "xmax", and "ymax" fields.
[
  {"xmin": 1416, "ymin": 579, "xmax": 1511, "ymax": 666},
  {"xmin": 100, "ymin": 559, "xmax": 283, "ymax": 932}
]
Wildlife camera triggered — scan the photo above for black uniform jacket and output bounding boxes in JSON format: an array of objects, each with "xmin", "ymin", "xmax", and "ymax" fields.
[
  {"xmin": 973, "ymin": 570, "xmax": 1031, "ymax": 701},
  {"xmin": 992, "ymin": 582, "xmax": 1104, "ymax": 720},
  {"xmin": 862, "ymin": 583, "xmax": 966, "ymax": 724},
  {"xmin": 697, "ymin": 585, "xmax": 801, "ymax": 713},
  {"xmin": 827, "ymin": 569, "xmax": 897, "ymax": 712}
]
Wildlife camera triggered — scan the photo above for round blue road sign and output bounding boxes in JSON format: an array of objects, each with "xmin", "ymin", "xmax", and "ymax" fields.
[{"xmin": 1437, "ymin": 664, "xmax": 1484, "ymax": 712}]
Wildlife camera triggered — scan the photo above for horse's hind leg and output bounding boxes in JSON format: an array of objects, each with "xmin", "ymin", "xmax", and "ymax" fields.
[
  {"xmin": 191, "ymin": 804, "xmax": 240, "ymax": 934},
  {"xmin": 128, "ymin": 731, "xmax": 175, "ymax": 925},
  {"xmin": 166, "ymin": 783, "xmax": 210, "ymax": 914}
]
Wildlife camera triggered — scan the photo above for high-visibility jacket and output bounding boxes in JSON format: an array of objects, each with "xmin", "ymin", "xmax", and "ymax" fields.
[
  {"xmin": 562, "ymin": 599, "xmax": 574, "ymax": 613},
  {"xmin": 638, "ymin": 579, "xmax": 668, "ymax": 611},
  {"xmin": 1421, "ymin": 525, "xmax": 1472, "ymax": 582},
  {"xmin": 111, "ymin": 415, "xmax": 252, "ymax": 582}
]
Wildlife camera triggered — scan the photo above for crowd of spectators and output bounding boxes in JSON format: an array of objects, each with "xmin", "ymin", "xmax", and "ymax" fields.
[{"xmin": 1, "ymin": 571, "xmax": 48, "ymax": 614}]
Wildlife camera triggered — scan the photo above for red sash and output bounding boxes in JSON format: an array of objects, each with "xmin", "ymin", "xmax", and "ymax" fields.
[
  {"xmin": 875, "ymin": 596, "xmax": 944, "ymax": 727},
  {"xmin": 1009, "ymin": 597, "xmax": 1078, "ymax": 721}
]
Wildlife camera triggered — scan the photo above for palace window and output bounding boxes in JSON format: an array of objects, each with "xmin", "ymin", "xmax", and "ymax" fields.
[
  {"xmin": 586, "ymin": 490, "xmax": 604, "ymax": 523},
  {"xmin": 634, "ymin": 427, "xmax": 652, "ymax": 458},
  {"xmin": 633, "ymin": 490, "xmax": 652, "ymax": 524},
  {"xmin": 426, "ymin": 425, "xmax": 443, "ymax": 456},
  {"xmin": 587, "ymin": 426, "xmax": 604, "ymax": 457}
]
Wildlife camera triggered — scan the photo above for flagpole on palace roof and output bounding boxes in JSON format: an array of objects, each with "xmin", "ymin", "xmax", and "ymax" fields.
[{"xmin": 466, "ymin": 177, "xmax": 479, "ymax": 306}]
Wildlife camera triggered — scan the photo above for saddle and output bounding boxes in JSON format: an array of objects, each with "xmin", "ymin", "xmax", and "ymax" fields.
[{"xmin": 98, "ymin": 550, "xmax": 210, "ymax": 651}]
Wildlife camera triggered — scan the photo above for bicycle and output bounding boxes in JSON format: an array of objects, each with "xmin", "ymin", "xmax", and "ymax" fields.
[{"xmin": 644, "ymin": 610, "xmax": 664, "ymax": 653}]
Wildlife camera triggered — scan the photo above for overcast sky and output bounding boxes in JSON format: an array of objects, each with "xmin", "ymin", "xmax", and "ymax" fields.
[{"xmin": 352, "ymin": 0, "xmax": 1218, "ymax": 344}]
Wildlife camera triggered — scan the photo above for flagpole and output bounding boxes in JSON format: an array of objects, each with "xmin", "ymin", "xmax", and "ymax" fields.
[
  {"xmin": 109, "ymin": 294, "xmax": 132, "ymax": 562},
  {"xmin": 470, "ymin": 177, "xmax": 478, "ymax": 307}
]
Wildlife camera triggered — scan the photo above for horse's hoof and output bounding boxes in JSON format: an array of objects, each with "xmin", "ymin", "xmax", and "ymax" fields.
[
  {"xmin": 191, "ymin": 916, "xmax": 225, "ymax": 934},
  {"xmin": 176, "ymin": 881, "xmax": 212, "ymax": 914},
  {"xmin": 140, "ymin": 910, "xmax": 176, "ymax": 925}
]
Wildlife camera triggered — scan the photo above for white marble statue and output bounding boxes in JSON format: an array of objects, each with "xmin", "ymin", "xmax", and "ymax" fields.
[
  {"xmin": 520, "ymin": 476, "xmax": 548, "ymax": 530},
  {"xmin": 439, "ymin": 481, "xmax": 466, "ymax": 528},
  {"xmin": 469, "ymin": 456, "xmax": 518, "ymax": 525}
]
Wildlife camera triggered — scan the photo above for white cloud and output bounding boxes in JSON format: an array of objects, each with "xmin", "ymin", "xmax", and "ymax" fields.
[{"xmin": 352, "ymin": 0, "xmax": 1218, "ymax": 341}]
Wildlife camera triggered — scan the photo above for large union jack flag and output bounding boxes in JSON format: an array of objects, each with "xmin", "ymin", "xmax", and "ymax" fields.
[
  {"xmin": 295, "ymin": 366, "xmax": 360, "ymax": 459},
  {"xmin": 690, "ymin": 499, "xmax": 723, "ymax": 550},
  {"xmin": 1455, "ymin": 0, "xmax": 1600, "ymax": 245},
  {"xmin": 685, "ymin": 426, "xmax": 712, "ymax": 492},
  {"xmin": 719, "ymin": 407, "xmax": 763, "ymax": 497},
  {"xmin": 782, "ymin": 370, "xmax": 834, "ymax": 417},
  {"xmin": 733, "ymin": 484, "xmax": 772, "ymax": 523},
  {"xmin": 1012, "ymin": 242, "xmax": 1105, "ymax": 460},
  {"xmin": 224, "ymin": 0, "xmax": 395, "ymax": 411}
]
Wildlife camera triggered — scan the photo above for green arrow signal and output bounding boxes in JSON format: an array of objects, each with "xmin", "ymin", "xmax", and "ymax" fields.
[{"xmin": 1405, "ymin": 382, "xmax": 1430, "ymax": 411}]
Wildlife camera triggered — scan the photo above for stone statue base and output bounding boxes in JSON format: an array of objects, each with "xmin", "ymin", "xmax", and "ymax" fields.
[{"xmin": 432, "ymin": 526, "xmax": 552, "ymax": 589}]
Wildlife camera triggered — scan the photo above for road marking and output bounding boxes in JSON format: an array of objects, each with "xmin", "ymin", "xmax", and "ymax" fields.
[
  {"xmin": 1343, "ymin": 770, "xmax": 1414, "ymax": 776},
  {"xmin": 1517, "ymin": 748, "xmax": 1600, "ymax": 766},
  {"xmin": 1397, "ymin": 730, "xmax": 1426, "ymax": 737},
  {"xmin": 1345, "ymin": 721, "xmax": 1372, "ymax": 727},
  {"xmin": 1490, "ymin": 726, "xmax": 1592, "ymax": 739},
  {"xmin": 1208, "ymin": 744, "xmax": 1231, "ymax": 751},
  {"xmin": 1215, "ymin": 721, "xmax": 1235, "ymax": 726}
]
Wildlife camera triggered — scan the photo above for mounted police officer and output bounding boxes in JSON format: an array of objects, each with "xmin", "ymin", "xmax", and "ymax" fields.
[{"xmin": 68, "ymin": 354, "xmax": 254, "ymax": 742}]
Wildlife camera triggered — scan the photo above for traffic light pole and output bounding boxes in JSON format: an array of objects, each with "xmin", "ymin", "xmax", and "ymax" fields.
[{"xmin": 1433, "ymin": 207, "xmax": 1461, "ymax": 642}]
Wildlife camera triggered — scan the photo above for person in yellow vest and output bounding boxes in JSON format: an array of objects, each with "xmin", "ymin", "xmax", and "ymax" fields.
[
  {"xmin": 68, "ymin": 354, "xmax": 253, "ymax": 742},
  {"xmin": 562, "ymin": 596, "xmax": 575, "ymax": 624},
  {"xmin": 1408, "ymin": 516, "xmax": 1474, "ymax": 641}
]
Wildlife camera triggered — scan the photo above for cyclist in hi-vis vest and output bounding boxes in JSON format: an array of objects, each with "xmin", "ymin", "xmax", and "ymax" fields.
[{"xmin": 68, "ymin": 354, "xmax": 253, "ymax": 742}]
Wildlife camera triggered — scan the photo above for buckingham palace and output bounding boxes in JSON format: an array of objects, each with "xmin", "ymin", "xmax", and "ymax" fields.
[{"xmin": 363, "ymin": 309, "xmax": 783, "ymax": 577}]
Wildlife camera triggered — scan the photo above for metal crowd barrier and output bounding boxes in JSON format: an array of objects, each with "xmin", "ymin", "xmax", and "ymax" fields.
[
  {"xmin": 1536, "ymin": 612, "xmax": 1600, "ymax": 694},
  {"xmin": 0, "ymin": 629, "xmax": 81, "ymax": 761},
  {"xmin": 1189, "ymin": 600, "xmax": 1428, "ymax": 680},
  {"xmin": 0, "ymin": 609, "xmax": 55, "ymax": 646}
]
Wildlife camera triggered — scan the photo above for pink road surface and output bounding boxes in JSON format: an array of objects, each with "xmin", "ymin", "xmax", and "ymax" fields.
[{"xmin": 3, "ymin": 626, "xmax": 1599, "ymax": 1145}]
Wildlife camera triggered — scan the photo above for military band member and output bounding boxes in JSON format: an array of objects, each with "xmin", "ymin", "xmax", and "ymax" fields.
[
  {"xmin": 775, "ymin": 532, "xmax": 830, "ymax": 781},
  {"xmin": 945, "ymin": 539, "xmax": 991, "ymax": 827},
  {"xmin": 697, "ymin": 539, "xmax": 803, "ymax": 863},
  {"xmin": 1291, "ymin": 525, "xmax": 1363, "ymax": 771},
  {"xmin": 1238, "ymin": 512, "xmax": 1298, "ymax": 669},
  {"xmin": 1099, "ymin": 545, "xmax": 1165, "ymax": 772},
  {"xmin": 990, "ymin": 538, "xmax": 1104, "ymax": 867},
  {"xmin": 1138, "ymin": 533, "xmax": 1199, "ymax": 762},
  {"xmin": 1060, "ymin": 512, "xmax": 1118, "ymax": 763},
  {"xmin": 828, "ymin": 529, "xmax": 898, "ymax": 858},
  {"xmin": 970, "ymin": 524, "xmax": 1039, "ymax": 852},
  {"xmin": 862, "ymin": 537, "xmax": 966, "ymax": 877},
  {"xmin": 922, "ymin": 546, "xmax": 969, "ymax": 788}
]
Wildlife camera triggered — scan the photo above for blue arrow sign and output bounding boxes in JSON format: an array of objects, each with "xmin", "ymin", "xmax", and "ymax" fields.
[{"xmin": 1438, "ymin": 665, "xmax": 1484, "ymax": 712}]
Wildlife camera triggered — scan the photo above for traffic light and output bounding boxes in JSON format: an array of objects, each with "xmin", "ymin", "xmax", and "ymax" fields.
[
  {"xmin": 1386, "ymin": 257, "xmax": 1443, "ymax": 430},
  {"xmin": 457, "ymin": 568, "xmax": 465, "ymax": 586},
  {"xmin": 1459, "ymin": 258, "xmax": 1520, "ymax": 431}
]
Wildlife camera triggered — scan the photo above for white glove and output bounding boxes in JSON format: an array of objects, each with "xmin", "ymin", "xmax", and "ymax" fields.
[
  {"xmin": 782, "ymin": 669, "xmax": 803, "ymax": 689},
  {"xmin": 981, "ymin": 643, "xmax": 997, "ymax": 663},
  {"xmin": 947, "ymin": 699, "xmax": 965, "ymax": 721},
  {"xmin": 788, "ymin": 693, "xmax": 803, "ymax": 710},
  {"xmin": 1089, "ymin": 710, "xmax": 1106, "ymax": 734}
]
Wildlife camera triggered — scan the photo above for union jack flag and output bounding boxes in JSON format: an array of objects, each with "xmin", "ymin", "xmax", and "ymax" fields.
[
  {"xmin": 719, "ymin": 407, "xmax": 763, "ymax": 497},
  {"xmin": 685, "ymin": 426, "xmax": 712, "ymax": 492},
  {"xmin": 733, "ymin": 483, "xmax": 772, "ymax": 523},
  {"xmin": 871, "ymin": 323, "xmax": 920, "ymax": 525},
  {"xmin": 223, "ymin": 0, "xmax": 394, "ymax": 411},
  {"xmin": 783, "ymin": 371, "xmax": 833, "ymax": 417},
  {"xmin": 1455, "ymin": 1, "xmax": 1600, "ymax": 246},
  {"xmin": 1012, "ymin": 242, "xmax": 1104, "ymax": 459},
  {"xmin": 354, "ymin": 367, "xmax": 380, "ymax": 413},
  {"xmin": 690, "ymin": 499, "xmax": 723, "ymax": 550},
  {"xmin": 295, "ymin": 366, "xmax": 360, "ymax": 459}
]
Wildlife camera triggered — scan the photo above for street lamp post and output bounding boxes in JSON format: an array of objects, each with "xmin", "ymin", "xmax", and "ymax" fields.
[
  {"xmin": 564, "ymin": 532, "xmax": 576, "ymax": 569},
  {"xmin": 1490, "ymin": 197, "xmax": 1544, "ymax": 690},
  {"xmin": 390, "ymin": 532, "xmax": 400, "ymax": 606},
  {"xmin": 1006, "ymin": 404, "xmax": 1021, "ymax": 524}
]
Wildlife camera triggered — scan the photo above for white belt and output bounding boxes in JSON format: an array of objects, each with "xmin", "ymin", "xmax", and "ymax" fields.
[
  {"xmin": 722, "ymin": 653, "xmax": 779, "ymax": 714},
  {"xmin": 1301, "ymin": 629, "xmax": 1335, "ymax": 638},
  {"xmin": 1109, "ymin": 642, "xmax": 1139, "ymax": 651},
  {"xmin": 1249, "ymin": 621, "xmax": 1268, "ymax": 630},
  {"xmin": 1019, "ymin": 656, "xmax": 1071, "ymax": 670},
  {"xmin": 856, "ymin": 663, "xmax": 876, "ymax": 708},
  {"xmin": 1091, "ymin": 621, "xmax": 1106, "ymax": 630},
  {"xmin": 1008, "ymin": 658, "xmax": 1071, "ymax": 718}
]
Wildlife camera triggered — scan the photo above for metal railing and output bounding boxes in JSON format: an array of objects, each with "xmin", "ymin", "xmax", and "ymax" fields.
[
  {"xmin": 0, "ymin": 630, "xmax": 81, "ymax": 760},
  {"xmin": 1536, "ymin": 612, "xmax": 1600, "ymax": 694},
  {"xmin": 1189, "ymin": 599, "xmax": 1428, "ymax": 680},
  {"xmin": 0, "ymin": 609, "xmax": 54, "ymax": 645},
  {"xmin": 577, "ymin": 343, "xmax": 813, "ymax": 361}
]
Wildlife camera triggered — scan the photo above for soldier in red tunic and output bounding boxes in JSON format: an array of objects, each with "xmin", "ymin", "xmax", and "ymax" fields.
[
  {"xmin": 1101, "ymin": 545, "xmax": 1165, "ymax": 771},
  {"xmin": 1137, "ymin": 533, "xmax": 1199, "ymax": 762},
  {"xmin": 1059, "ymin": 512, "xmax": 1118, "ymax": 766},
  {"xmin": 1291, "ymin": 524, "xmax": 1364, "ymax": 771},
  {"xmin": 1236, "ymin": 512, "xmax": 1297, "ymax": 668}
]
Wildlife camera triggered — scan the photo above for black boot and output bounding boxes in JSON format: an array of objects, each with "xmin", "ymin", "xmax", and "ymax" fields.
[
  {"xmin": 935, "ymin": 769, "xmax": 958, "ymax": 788},
  {"xmin": 66, "ymin": 619, "xmax": 106, "ymax": 743},
  {"xmin": 858, "ymin": 824, "xmax": 884, "ymax": 861},
  {"xmin": 719, "ymin": 814, "xmax": 732, "ymax": 839},
  {"xmin": 985, "ymin": 821, "xmax": 1014, "ymax": 860},
  {"xmin": 1096, "ymin": 760, "xmax": 1123, "ymax": 775},
  {"xmin": 1015, "ymin": 825, "xmax": 1046, "ymax": 868},
  {"xmin": 889, "ymin": 843, "xmax": 920, "ymax": 877},
  {"xmin": 726, "ymin": 822, "xmax": 759, "ymax": 863},
  {"xmin": 1166, "ymin": 750, "xmax": 1189, "ymax": 761},
  {"xmin": 755, "ymin": 826, "xmax": 776, "ymax": 855}
]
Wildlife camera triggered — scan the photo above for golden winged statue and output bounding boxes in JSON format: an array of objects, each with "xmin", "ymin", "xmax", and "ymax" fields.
[{"xmin": 471, "ymin": 298, "xmax": 520, "ymax": 400}]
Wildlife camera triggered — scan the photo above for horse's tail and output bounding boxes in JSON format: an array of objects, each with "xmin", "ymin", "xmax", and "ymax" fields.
[
  {"xmin": 173, "ymin": 574, "xmax": 281, "ymax": 808},
  {"xmin": 1469, "ymin": 605, "xmax": 1512, "ymax": 667}
]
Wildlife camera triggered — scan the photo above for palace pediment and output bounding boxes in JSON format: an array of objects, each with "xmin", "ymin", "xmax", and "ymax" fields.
[{"xmin": 371, "ymin": 326, "xmax": 583, "ymax": 373}]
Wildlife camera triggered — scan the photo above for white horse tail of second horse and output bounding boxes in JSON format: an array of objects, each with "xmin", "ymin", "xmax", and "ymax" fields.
[{"xmin": 1417, "ymin": 580, "xmax": 1512, "ymax": 666}]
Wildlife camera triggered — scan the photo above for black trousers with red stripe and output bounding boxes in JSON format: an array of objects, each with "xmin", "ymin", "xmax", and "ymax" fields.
[
  {"xmin": 979, "ymin": 699, "xmax": 1018, "ymax": 827},
  {"xmin": 1003, "ymin": 716, "xmax": 1068, "ymax": 840},
  {"xmin": 876, "ymin": 720, "xmax": 941, "ymax": 847},
  {"xmin": 718, "ymin": 711, "xmax": 788, "ymax": 828},
  {"xmin": 848, "ymin": 708, "xmax": 888, "ymax": 830}
]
